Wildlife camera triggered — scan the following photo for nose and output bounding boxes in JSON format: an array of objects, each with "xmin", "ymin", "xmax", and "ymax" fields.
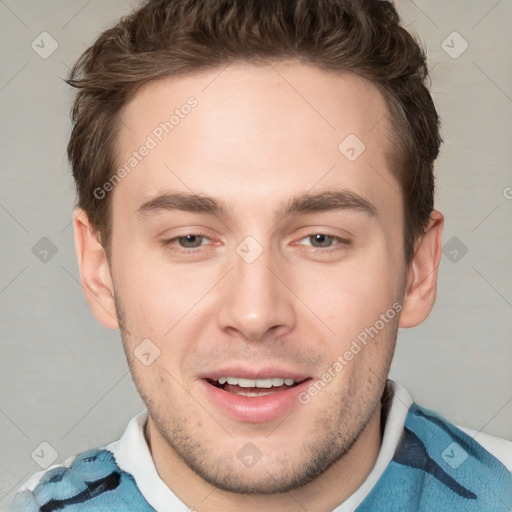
[{"xmin": 216, "ymin": 241, "xmax": 296, "ymax": 342}]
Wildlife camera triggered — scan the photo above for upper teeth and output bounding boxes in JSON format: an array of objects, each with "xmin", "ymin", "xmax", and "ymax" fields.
[{"xmin": 217, "ymin": 377, "xmax": 295, "ymax": 388}]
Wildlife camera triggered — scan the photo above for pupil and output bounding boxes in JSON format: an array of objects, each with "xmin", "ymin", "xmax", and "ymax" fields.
[
  {"xmin": 313, "ymin": 234, "xmax": 331, "ymax": 247},
  {"xmin": 180, "ymin": 235, "xmax": 202, "ymax": 248}
]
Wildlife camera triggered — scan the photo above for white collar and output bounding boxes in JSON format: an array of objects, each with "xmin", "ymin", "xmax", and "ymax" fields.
[{"xmin": 332, "ymin": 379, "xmax": 413, "ymax": 511}]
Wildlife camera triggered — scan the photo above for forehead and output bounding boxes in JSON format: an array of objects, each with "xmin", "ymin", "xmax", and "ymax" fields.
[{"xmin": 113, "ymin": 61, "xmax": 400, "ymax": 221}]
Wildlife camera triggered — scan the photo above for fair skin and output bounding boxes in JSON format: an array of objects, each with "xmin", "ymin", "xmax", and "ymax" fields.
[{"xmin": 73, "ymin": 61, "xmax": 443, "ymax": 512}]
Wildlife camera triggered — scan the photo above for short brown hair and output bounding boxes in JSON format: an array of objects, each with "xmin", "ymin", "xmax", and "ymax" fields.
[{"xmin": 67, "ymin": 0, "xmax": 441, "ymax": 264}]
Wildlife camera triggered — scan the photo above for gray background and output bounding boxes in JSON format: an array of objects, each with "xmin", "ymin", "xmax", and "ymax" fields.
[{"xmin": 1, "ymin": 0, "xmax": 511, "ymax": 508}]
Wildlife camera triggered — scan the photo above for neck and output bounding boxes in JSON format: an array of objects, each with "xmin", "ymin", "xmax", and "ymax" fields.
[{"xmin": 145, "ymin": 402, "xmax": 383, "ymax": 512}]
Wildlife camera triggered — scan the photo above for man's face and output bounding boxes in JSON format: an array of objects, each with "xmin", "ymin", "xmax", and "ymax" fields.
[{"xmin": 109, "ymin": 62, "xmax": 406, "ymax": 493}]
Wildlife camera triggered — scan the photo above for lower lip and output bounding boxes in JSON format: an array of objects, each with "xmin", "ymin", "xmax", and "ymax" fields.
[{"xmin": 199, "ymin": 378, "xmax": 313, "ymax": 423}]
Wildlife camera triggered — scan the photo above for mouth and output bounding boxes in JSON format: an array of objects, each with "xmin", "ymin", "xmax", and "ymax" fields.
[
  {"xmin": 199, "ymin": 371, "xmax": 313, "ymax": 423},
  {"xmin": 206, "ymin": 376, "xmax": 306, "ymax": 397}
]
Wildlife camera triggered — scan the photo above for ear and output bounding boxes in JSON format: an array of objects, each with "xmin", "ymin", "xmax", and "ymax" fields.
[
  {"xmin": 73, "ymin": 208, "xmax": 119, "ymax": 330},
  {"xmin": 399, "ymin": 210, "xmax": 444, "ymax": 328}
]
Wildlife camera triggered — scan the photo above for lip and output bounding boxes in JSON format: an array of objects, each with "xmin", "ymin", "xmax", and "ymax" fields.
[
  {"xmin": 198, "ymin": 367, "xmax": 313, "ymax": 423},
  {"xmin": 197, "ymin": 367, "xmax": 311, "ymax": 382}
]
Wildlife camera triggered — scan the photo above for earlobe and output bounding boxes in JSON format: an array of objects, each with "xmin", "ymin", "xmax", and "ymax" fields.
[
  {"xmin": 399, "ymin": 210, "xmax": 444, "ymax": 328},
  {"xmin": 73, "ymin": 208, "xmax": 119, "ymax": 330}
]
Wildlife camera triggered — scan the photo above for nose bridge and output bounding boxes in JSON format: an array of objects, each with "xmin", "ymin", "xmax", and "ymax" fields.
[{"xmin": 217, "ymin": 234, "xmax": 295, "ymax": 340}]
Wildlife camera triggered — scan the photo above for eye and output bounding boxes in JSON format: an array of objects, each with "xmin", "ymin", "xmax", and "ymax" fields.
[
  {"xmin": 175, "ymin": 234, "xmax": 207, "ymax": 249},
  {"xmin": 160, "ymin": 232, "xmax": 211, "ymax": 251},
  {"xmin": 295, "ymin": 233, "xmax": 350, "ymax": 252}
]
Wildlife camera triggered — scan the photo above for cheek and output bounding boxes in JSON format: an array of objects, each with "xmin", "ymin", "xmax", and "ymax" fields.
[
  {"xmin": 114, "ymin": 246, "xmax": 216, "ymax": 334},
  {"xmin": 314, "ymin": 252, "xmax": 402, "ymax": 338}
]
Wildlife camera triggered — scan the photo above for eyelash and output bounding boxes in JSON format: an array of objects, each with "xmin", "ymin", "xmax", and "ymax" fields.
[{"xmin": 159, "ymin": 231, "xmax": 351, "ymax": 255}]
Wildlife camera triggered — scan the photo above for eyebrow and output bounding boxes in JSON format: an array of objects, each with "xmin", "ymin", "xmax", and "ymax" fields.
[{"xmin": 136, "ymin": 188, "xmax": 377, "ymax": 221}]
